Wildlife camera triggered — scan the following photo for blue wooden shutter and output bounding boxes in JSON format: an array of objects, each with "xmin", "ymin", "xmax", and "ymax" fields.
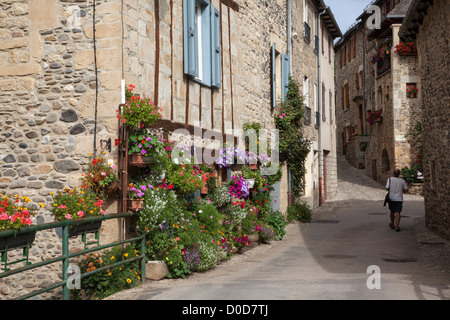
[
  {"xmin": 271, "ymin": 43, "xmax": 276, "ymax": 109},
  {"xmin": 281, "ymin": 53, "xmax": 290, "ymax": 102},
  {"xmin": 210, "ymin": 5, "xmax": 221, "ymax": 88},
  {"xmin": 183, "ymin": 0, "xmax": 198, "ymax": 77}
]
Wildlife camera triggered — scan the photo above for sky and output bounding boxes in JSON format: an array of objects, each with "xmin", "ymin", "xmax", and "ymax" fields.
[{"xmin": 325, "ymin": 0, "xmax": 373, "ymax": 36}]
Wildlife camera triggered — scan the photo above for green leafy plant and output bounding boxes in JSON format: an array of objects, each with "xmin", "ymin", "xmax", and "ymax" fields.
[
  {"xmin": 274, "ymin": 77, "xmax": 310, "ymax": 200},
  {"xmin": 165, "ymin": 163, "xmax": 202, "ymax": 195},
  {"xmin": 286, "ymin": 201, "xmax": 312, "ymax": 223},
  {"xmin": 241, "ymin": 165, "xmax": 263, "ymax": 190},
  {"xmin": 72, "ymin": 243, "xmax": 141, "ymax": 300}
]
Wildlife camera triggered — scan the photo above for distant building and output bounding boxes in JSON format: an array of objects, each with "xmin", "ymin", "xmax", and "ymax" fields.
[
  {"xmin": 335, "ymin": 0, "xmax": 422, "ymax": 186},
  {"xmin": 399, "ymin": 0, "xmax": 450, "ymax": 239}
]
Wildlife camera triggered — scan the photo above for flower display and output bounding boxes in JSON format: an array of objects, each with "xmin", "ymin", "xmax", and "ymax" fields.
[
  {"xmin": 367, "ymin": 108, "xmax": 383, "ymax": 124},
  {"xmin": 394, "ymin": 42, "xmax": 417, "ymax": 55},
  {"xmin": 50, "ymin": 187, "xmax": 105, "ymax": 222},
  {"xmin": 0, "ymin": 194, "xmax": 41, "ymax": 231},
  {"xmin": 370, "ymin": 38, "xmax": 392, "ymax": 64},
  {"xmin": 116, "ymin": 84, "xmax": 162, "ymax": 130},
  {"xmin": 406, "ymin": 85, "xmax": 418, "ymax": 97},
  {"xmin": 227, "ymin": 175, "xmax": 250, "ymax": 199},
  {"xmin": 80, "ymin": 153, "xmax": 118, "ymax": 196},
  {"xmin": 214, "ymin": 146, "xmax": 271, "ymax": 168}
]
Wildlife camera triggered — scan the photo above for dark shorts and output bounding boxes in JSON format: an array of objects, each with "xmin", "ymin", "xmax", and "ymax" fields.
[{"xmin": 389, "ymin": 201, "xmax": 403, "ymax": 214}]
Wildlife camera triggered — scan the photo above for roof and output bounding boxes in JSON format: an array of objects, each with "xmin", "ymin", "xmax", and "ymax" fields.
[
  {"xmin": 313, "ymin": 0, "xmax": 343, "ymax": 39},
  {"xmin": 399, "ymin": 0, "xmax": 434, "ymax": 40}
]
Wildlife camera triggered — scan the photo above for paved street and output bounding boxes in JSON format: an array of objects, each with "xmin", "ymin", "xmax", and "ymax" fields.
[{"xmin": 107, "ymin": 156, "xmax": 450, "ymax": 300}]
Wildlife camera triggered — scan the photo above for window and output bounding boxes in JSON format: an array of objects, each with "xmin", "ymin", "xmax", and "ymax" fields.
[
  {"xmin": 271, "ymin": 43, "xmax": 290, "ymax": 108},
  {"xmin": 322, "ymin": 82, "xmax": 326, "ymax": 122},
  {"xmin": 329, "ymin": 90, "xmax": 333, "ymax": 124},
  {"xmin": 183, "ymin": 0, "xmax": 221, "ymax": 88},
  {"xmin": 345, "ymin": 82, "xmax": 349, "ymax": 108},
  {"xmin": 303, "ymin": 76, "xmax": 309, "ymax": 107}
]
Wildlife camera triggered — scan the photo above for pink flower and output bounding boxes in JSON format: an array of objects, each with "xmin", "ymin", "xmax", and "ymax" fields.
[
  {"xmin": 77, "ymin": 211, "xmax": 85, "ymax": 217},
  {"xmin": 0, "ymin": 213, "xmax": 8, "ymax": 220},
  {"xmin": 65, "ymin": 214, "xmax": 72, "ymax": 220},
  {"xmin": 100, "ymin": 209, "xmax": 106, "ymax": 214},
  {"xmin": 58, "ymin": 204, "xmax": 67, "ymax": 209},
  {"xmin": 179, "ymin": 171, "xmax": 184, "ymax": 176},
  {"xmin": 101, "ymin": 171, "xmax": 106, "ymax": 176}
]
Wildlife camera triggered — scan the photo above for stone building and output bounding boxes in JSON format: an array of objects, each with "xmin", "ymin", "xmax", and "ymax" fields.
[
  {"xmin": 399, "ymin": 0, "xmax": 450, "ymax": 239},
  {"xmin": 289, "ymin": 0, "xmax": 341, "ymax": 208},
  {"xmin": 0, "ymin": 0, "xmax": 341, "ymax": 299},
  {"xmin": 335, "ymin": 0, "xmax": 422, "ymax": 185}
]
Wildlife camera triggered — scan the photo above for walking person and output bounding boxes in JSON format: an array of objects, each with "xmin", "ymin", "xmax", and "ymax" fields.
[{"xmin": 386, "ymin": 168, "xmax": 408, "ymax": 232}]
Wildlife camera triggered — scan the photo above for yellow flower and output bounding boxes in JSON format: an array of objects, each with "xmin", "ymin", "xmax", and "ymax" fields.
[
  {"xmin": 124, "ymin": 253, "xmax": 128, "ymax": 257},
  {"xmin": 111, "ymin": 256, "xmax": 115, "ymax": 260},
  {"xmin": 126, "ymin": 279, "xmax": 131, "ymax": 284},
  {"xmin": 108, "ymin": 272, "xmax": 112, "ymax": 276}
]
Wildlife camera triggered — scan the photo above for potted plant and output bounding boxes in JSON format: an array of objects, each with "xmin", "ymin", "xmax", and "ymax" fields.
[
  {"xmin": 80, "ymin": 153, "xmax": 118, "ymax": 197},
  {"xmin": 241, "ymin": 165, "xmax": 263, "ymax": 191},
  {"xmin": 0, "ymin": 194, "xmax": 41, "ymax": 252},
  {"xmin": 51, "ymin": 187, "xmax": 106, "ymax": 237},
  {"xmin": 406, "ymin": 85, "xmax": 418, "ymax": 98},
  {"xmin": 165, "ymin": 162, "xmax": 202, "ymax": 196},
  {"xmin": 116, "ymin": 84, "xmax": 162, "ymax": 131},
  {"xmin": 394, "ymin": 42, "xmax": 417, "ymax": 56},
  {"xmin": 127, "ymin": 182, "xmax": 150, "ymax": 211}
]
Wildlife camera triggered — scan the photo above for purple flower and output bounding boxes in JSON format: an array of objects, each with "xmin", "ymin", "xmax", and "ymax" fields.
[{"xmin": 141, "ymin": 149, "xmax": 147, "ymax": 155}]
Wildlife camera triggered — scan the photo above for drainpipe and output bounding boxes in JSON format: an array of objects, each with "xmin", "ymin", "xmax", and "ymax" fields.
[
  {"xmin": 318, "ymin": 7, "xmax": 328, "ymax": 206},
  {"xmin": 287, "ymin": 0, "xmax": 292, "ymax": 204}
]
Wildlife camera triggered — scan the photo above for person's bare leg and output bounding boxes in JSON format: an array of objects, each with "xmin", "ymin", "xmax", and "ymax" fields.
[
  {"xmin": 395, "ymin": 212, "xmax": 401, "ymax": 231},
  {"xmin": 389, "ymin": 212, "xmax": 395, "ymax": 229}
]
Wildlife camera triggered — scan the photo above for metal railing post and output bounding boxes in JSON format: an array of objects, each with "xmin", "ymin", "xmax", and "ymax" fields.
[
  {"xmin": 141, "ymin": 231, "xmax": 146, "ymax": 282},
  {"xmin": 62, "ymin": 224, "xmax": 70, "ymax": 300}
]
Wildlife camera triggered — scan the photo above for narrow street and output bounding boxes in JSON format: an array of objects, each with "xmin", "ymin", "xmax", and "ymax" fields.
[{"xmin": 107, "ymin": 156, "xmax": 450, "ymax": 301}]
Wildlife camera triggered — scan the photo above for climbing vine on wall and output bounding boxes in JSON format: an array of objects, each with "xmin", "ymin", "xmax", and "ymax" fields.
[{"xmin": 274, "ymin": 76, "xmax": 310, "ymax": 200}]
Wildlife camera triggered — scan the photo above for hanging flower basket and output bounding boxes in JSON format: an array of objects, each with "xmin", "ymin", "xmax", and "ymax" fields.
[{"xmin": 367, "ymin": 108, "xmax": 383, "ymax": 124}]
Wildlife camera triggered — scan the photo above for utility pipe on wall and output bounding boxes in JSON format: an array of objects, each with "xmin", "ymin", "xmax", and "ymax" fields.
[{"xmin": 317, "ymin": 6, "xmax": 328, "ymax": 206}]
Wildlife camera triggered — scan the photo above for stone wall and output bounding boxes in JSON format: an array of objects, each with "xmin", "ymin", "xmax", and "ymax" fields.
[
  {"xmin": 0, "ymin": 0, "xmax": 295, "ymax": 299},
  {"xmin": 415, "ymin": 0, "xmax": 450, "ymax": 239}
]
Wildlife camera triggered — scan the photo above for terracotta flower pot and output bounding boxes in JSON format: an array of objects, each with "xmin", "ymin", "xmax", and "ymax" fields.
[
  {"xmin": 129, "ymin": 154, "xmax": 146, "ymax": 166},
  {"xmin": 128, "ymin": 198, "xmax": 144, "ymax": 211}
]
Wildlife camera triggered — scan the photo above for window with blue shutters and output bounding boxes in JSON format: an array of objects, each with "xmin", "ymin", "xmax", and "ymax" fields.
[
  {"xmin": 183, "ymin": 0, "xmax": 221, "ymax": 88},
  {"xmin": 281, "ymin": 53, "xmax": 290, "ymax": 102}
]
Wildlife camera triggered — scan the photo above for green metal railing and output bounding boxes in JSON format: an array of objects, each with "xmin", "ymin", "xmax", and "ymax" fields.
[{"xmin": 0, "ymin": 212, "xmax": 146, "ymax": 300}]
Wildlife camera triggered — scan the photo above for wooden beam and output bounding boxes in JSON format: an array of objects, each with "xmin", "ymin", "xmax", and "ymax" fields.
[{"xmin": 221, "ymin": 0, "xmax": 239, "ymax": 12}]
